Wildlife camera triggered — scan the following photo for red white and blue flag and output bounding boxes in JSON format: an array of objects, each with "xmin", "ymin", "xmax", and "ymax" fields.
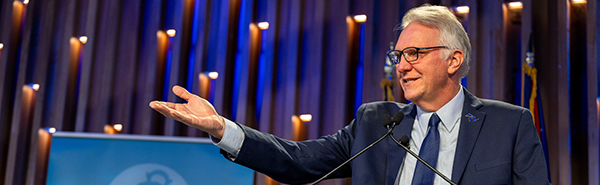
[{"xmin": 521, "ymin": 34, "xmax": 550, "ymax": 181}]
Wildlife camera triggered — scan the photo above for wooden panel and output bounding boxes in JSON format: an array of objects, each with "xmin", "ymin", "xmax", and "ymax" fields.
[
  {"xmin": 364, "ymin": 0, "xmax": 401, "ymax": 103},
  {"xmin": 321, "ymin": 0, "xmax": 349, "ymax": 136},
  {"xmin": 233, "ymin": 0, "xmax": 255, "ymax": 127},
  {"xmin": 354, "ymin": 0, "xmax": 375, "ymax": 104},
  {"xmin": 85, "ymin": 0, "xmax": 122, "ymax": 133},
  {"xmin": 466, "ymin": 0, "xmax": 478, "ymax": 92},
  {"xmin": 0, "ymin": 2, "xmax": 24, "ymax": 182},
  {"xmin": 211, "ymin": 0, "xmax": 240, "ymax": 118},
  {"xmin": 504, "ymin": 2, "xmax": 522, "ymax": 105},
  {"xmin": 46, "ymin": 0, "xmax": 78, "ymax": 132},
  {"xmin": 586, "ymin": 0, "xmax": 599, "ymax": 184},
  {"xmin": 299, "ymin": 0, "xmax": 325, "ymax": 140},
  {"xmin": 188, "ymin": 0, "xmax": 211, "ymax": 137},
  {"xmin": 5, "ymin": 86, "xmax": 36, "ymax": 185},
  {"xmin": 272, "ymin": 0, "xmax": 301, "ymax": 139},
  {"xmin": 0, "ymin": 0, "xmax": 16, "ymax": 183},
  {"xmin": 252, "ymin": 1, "xmax": 279, "ymax": 181},
  {"xmin": 110, "ymin": 0, "xmax": 142, "ymax": 134},
  {"xmin": 74, "ymin": 0, "xmax": 100, "ymax": 132},
  {"xmin": 570, "ymin": 2, "xmax": 589, "ymax": 184},
  {"xmin": 532, "ymin": 0, "xmax": 571, "ymax": 184},
  {"xmin": 132, "ymin": 0, "xmax": 162, "ymax": 135},
  {"xmin": 5, "ymin": 0, "xmax": 37, "ymax": 183},
  {"xmin": 24, "ymin": 0, "xmax": 60, "ymax": 184},
  {"xmin": 257, "ymin": 0, "xmax": 279, "ymax": 134},
  {"xmin": 163, "ymin": 0, "xmax": 186, "ymax": 136}
]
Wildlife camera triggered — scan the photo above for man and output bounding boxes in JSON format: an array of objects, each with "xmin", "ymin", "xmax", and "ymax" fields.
[{"xmin": 150, "ymin": 4, "xmax": 549, "ymax": 185}]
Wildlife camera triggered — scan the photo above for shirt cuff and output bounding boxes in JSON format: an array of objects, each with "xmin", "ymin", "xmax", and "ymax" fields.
[{"xmin": 211, "ymin": 117, "xmax": 245, "ymax": 157}]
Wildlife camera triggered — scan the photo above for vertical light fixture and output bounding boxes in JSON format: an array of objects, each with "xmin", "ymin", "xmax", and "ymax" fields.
[
  {"xmin": 292, "ymin": 114, "xmax": 312, "ymax": 141},
  {"xmin": 299, "ymin": 114, "xmax": 312, "ymax": 122},
  {"xmin": 30, "ymin": 83, "xmax": 39, "ymax": 91},
  {"xmin": 79, "ymin": 36, "xmax": 88, "ymax": 44},
  {"xmin": 353, "ymin": 15, "xmax": 367, "ymax": 23},
  {"xmin": 348, "ymin": 15, "xmax": 367, "ymax": 116},
  {"xmin": 21, "ymin": 84, "xmax": 37, "ymax": 135},
  {"xmin": 46, "ymin": 127, "xmax": 56, "ymax": 134},
  {"xmin": 166, "ymin": 29, "xmax": 176, "ymax": 37},
  {"xmin": 104, "ymin": 125, "xmax": 116, "ymax": 134},
  {"xmin": 0, "ymin": 43, "xmax": 3, "ymax": 59},
  {"xmin": 455, "ymin": 6, "xmax": 470, "ymax": 14},
  {"xmin": 199, "ymin": 72, "xmax": 219, "ymax": 101},
  {"xmin": 208, "ymin": 72, "xmax": 219, "ymax": 79},
  {"xmin": 156, "ymin": 30, "xmax": 170, "ymax": 101},
  {"xmin": 113, "ymin": 124, "xmax": 123, "ymax": 132},
  {"xmin": 258, "ymin": 22, "xmax": 269, "ymax": 30},
  {"xmin": 508, "ymin": 2, "xmax": 523, "ymax": 9},
  {"xmin": 291, "ymin": 115, "xmax": 305, "ymax": 141}
]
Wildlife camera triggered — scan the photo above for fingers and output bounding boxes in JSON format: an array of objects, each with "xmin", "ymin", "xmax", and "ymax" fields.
[
  {"xmin": 172, "ymin": 85, "xmax": 194, "ymax": 101},
  {"xmin": 150, "ymin": 101, "xmax": 187, "ymax": 122},
  {"xmin": 149, "ymin": 101, "xmax": 173, "ymax": 110},
  {"xmin": 149, "ymin": 101, "xmax": 171, "ymax": 114}
]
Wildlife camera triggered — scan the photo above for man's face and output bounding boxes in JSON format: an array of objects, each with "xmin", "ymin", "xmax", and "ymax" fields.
[{"xmin": 395, "ymin": 23, "xmax": 452, "ymax": 105}]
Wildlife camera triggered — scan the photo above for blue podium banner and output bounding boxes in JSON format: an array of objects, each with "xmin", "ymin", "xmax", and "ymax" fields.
[{"xmin": 47, "ymin": 132, "xmax": 254, "ymax": 185}]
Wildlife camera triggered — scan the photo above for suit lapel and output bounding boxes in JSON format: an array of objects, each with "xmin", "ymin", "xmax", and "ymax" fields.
[
  {"xmin": 451, "ymin": 89, "xmax": 486, "ymax": 183},
  {"xmin": 385, "ymin": 104, "xmax": 416, "ymax": 185}
]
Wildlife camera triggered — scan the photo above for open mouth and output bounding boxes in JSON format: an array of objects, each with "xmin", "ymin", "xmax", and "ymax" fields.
[{"xmin": 403, "ymin": 77, "xmax": 419, "ymax": 83}]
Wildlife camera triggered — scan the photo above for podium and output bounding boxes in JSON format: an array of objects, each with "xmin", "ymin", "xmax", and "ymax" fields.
[{"xmin": 46, "ymin": 132, "xmax": 253, "ymax": 185}]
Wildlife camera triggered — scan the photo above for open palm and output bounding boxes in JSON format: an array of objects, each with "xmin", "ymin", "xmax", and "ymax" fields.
[{"xmin": 149, "ymin": 85, "xmax": 225, "ymax": 138}]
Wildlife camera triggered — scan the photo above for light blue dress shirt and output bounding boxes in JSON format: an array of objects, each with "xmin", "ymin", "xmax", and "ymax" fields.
[{"xmin": 395, "ymin": 87, "xmax": 464, "ymax": 185}]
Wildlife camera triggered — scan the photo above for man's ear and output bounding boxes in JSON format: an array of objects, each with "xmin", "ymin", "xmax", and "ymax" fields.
[{"xmin": 447, "ymin": 49, "xmax": 464, "ymax": 75}]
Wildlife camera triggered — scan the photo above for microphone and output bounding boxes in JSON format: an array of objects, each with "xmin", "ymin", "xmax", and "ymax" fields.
[
  {"xmin": 390, "ymin": 135, "xmax": 457, "ymax": 185},
  {"xmin": 309, "ymin": 112, "xmax": 404, "ymax": 185}
]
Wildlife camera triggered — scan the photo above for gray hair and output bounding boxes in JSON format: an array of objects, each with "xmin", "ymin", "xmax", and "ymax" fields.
[{"xmin": 399, "ymin": 4, "xmax": 471, "ymax": 79}]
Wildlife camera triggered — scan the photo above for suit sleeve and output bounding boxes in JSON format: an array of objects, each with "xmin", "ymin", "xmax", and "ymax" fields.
[
  {"xmin": 512, "ymin": 109, "xmax": 550, "ymax": 184},
  {"xmin": 220, "ymin": 104, "xmax": 369, "ymax": 184}
]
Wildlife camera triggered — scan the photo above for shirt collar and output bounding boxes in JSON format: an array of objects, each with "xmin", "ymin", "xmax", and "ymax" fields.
[{"xmin": 416, "ymin": 86, "xmax": 464, "ymax": 133}]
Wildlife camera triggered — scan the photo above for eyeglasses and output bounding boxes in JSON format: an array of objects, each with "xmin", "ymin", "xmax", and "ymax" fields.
[{"xmin": 387, "ymin": 46, "xmax": 450, "ymax": 64}]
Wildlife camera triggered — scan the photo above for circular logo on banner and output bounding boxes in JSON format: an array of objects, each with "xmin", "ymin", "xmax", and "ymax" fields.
[{"xmin": 110, "ymin": 163, "xmax": 188, "ymax": 185}]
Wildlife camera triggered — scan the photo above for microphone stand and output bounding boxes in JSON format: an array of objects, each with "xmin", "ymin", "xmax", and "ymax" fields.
[
  {"xmin": 309, "ymin": 126, "xmax": 395, "ymax": 185},
  {"xmin": 390, "ymin": 135, "xmax": 457, "ymax": 185}
]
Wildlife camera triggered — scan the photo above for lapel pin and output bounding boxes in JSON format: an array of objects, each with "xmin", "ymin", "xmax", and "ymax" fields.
[{"xmin": 465, "ymin": 113, "xmax": 479, "ymax": 122}]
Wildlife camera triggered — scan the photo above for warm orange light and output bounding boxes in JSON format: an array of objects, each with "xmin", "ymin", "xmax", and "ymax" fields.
[
  {"xmin": 166, "ymin": 29, "xmax": 176, "ymax": 37},
  {"xmin": 508, "ymin": 2, "xmax": 523, "ymax": 9},
  {"xmin": 299, "ymin": 114, "xmax": 312, "ymax": 122},
  {"xmin": 456, "ymin": 6, "xmax": 470, "ymax": 14},
  {"xmin": 572, "ymin": 0, "xmax": 586, "ymax": 4},
  {"xmin": 113, "ymin": 124, "xmax": 123, "ymax": 132},
  {"xmin": 31, "ymin": 84, "xmax": 39, "ymax": 91},
  {"xmin": 208, "ymin": 72, "xmax": 218, "ymax": 79},
  {"xmin": 258, "ymin": 22, "xmax": 269, "ymax": 30},
  {"xmin": 0, "ymin": 43, "xmax": 3, "ymax": 50},
  {"xmin": 104, "ymin": 125, "xmax": 116, "ymax": 134},
  {"xmin": 353, "ymin": 15, "xmax": 367, "ymax": 23},
  {"xmin": 79, "ymin": 36, "xmax": 88, "ymax": 44},
  {"xmin": 23, "ymin": 0, "xmax": 29, "ymax": 5}
]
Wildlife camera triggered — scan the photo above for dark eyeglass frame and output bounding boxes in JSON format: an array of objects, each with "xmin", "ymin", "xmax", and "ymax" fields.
[{"xmin": 387, "ymin": 46, "xmax": 450, "ymax": 64}]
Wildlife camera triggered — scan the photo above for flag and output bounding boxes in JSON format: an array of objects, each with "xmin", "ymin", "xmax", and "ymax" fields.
[
  {"xmin": 382, "ymin": 42, "xmax": 395, "ymax": 101},
  {"xmin": 521, "ymin": 34, "xmax": 551, "ymax": 181}
]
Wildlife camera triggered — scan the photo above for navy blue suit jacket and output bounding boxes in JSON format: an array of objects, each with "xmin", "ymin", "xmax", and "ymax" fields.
[{"xmin": 226, "ymin": 89, "xmax": 549, "ymax": 184}]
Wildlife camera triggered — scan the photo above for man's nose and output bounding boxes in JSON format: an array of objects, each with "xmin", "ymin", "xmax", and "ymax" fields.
[{"xmin": 396, "ymin": 56, "xmax": 413, "ymax": 73}]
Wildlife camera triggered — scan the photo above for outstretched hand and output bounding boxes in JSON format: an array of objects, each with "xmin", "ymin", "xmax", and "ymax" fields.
[{"xmin": 149, "ymin": 85, "xmax": 225, "ymax": 139}]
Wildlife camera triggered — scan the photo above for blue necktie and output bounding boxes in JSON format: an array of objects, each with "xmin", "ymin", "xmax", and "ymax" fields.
[{"xmin": 411, "ymin": 113, "xmax": 440, "ymax": 185}]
